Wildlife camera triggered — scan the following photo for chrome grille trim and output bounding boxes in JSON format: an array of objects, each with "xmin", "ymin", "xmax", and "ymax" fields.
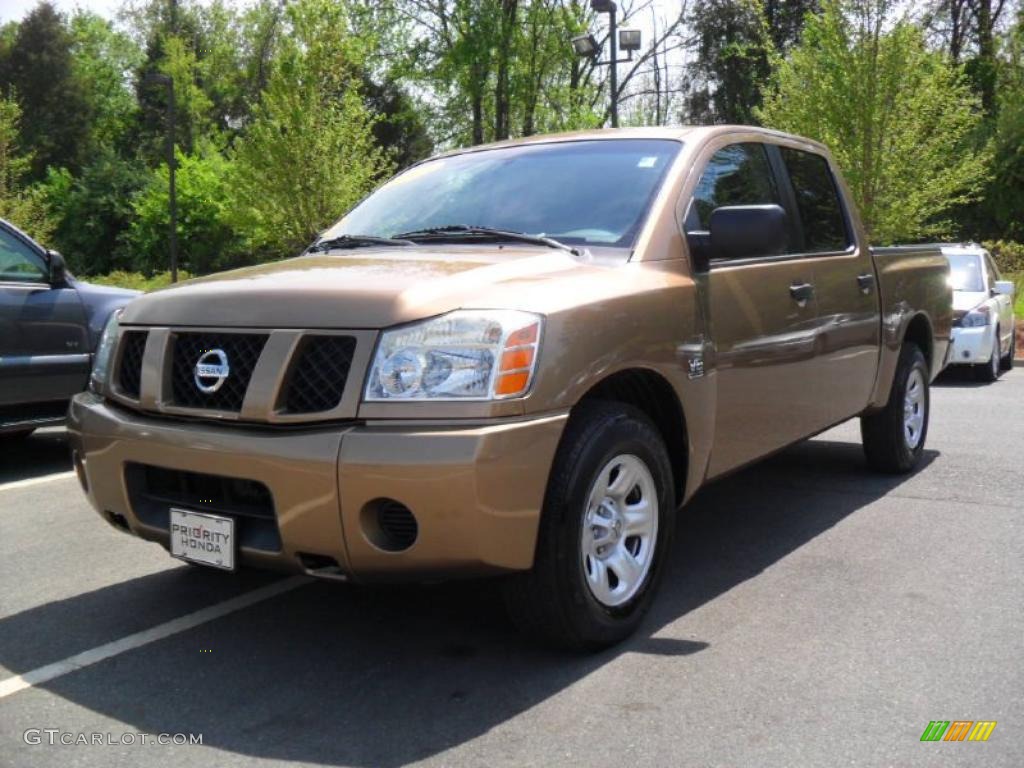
[{"xmin": 109, "ymin": 326, "xmax": 377, "ymax": 423}]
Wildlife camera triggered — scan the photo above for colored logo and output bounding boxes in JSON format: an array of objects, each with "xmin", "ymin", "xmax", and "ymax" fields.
[{"xmin": 920, "ymin": 721, "xmax": 997, "ymax": 742}]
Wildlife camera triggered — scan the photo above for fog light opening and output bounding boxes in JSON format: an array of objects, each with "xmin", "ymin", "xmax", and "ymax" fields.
[{"xmin": 361, "ymin": 498, "xmax": 418, "ymax": 552}]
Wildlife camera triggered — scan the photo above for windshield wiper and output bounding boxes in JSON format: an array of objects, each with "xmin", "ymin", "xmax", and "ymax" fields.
[
  {"xmin": 393, "ymin": 225, "xmax": 579, "ymax": 256},
  {"xmin": 308, "ymin": 234, "xmax": 413, "ymax": 253}
]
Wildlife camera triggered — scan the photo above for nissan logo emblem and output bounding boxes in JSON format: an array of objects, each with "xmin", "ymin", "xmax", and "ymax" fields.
[{"xmin": 194, "ymin": 349, "xmax": 230, "ymax": 394}]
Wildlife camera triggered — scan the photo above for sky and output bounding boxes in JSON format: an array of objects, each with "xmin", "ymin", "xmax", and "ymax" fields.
[{"xmin": 1, "ymin": 0, "xmax": 122, "ymax": 23}]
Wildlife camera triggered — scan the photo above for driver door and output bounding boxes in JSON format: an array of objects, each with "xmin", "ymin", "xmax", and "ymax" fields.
[
  {"xmin": 0, "ymin": 226, "xmax": 89, "ymax": 408},
  {"xmin": 685, "ymin": 141, "xmax": 831, "ymax": 477}
]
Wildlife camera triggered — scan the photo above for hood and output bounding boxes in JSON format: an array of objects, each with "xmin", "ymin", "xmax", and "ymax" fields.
[
  {"xmin": 952, "ymin": 290, "xmax": 988, "ymax": 313},
  {"xmin": 120, "ymin": 246, "xmax": 618, "ymax": 328}
]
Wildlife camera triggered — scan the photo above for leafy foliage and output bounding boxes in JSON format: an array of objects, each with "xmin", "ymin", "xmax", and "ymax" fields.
[
  {"xmin": 758, "ymin": 0, "xmax": 992, "ymax": 243},
  {"xmin": 125, "ymin": 145, "xmax": 242, "ymax": 275},
  {"xmin": 228, "ymin": 0, "xmax": 394, "ymax": 257},
  {"xmin": 0, "ymin": 96, "xmax": 53, "ymax": 241}
]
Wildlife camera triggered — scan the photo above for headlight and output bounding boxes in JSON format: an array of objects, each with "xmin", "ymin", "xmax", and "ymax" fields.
[
  {"xmin": 365, "ymin": 310, "xmax": 543, "ymax": 401},
  {"xmin": 89, "ymin": 310, "xmax": 122, "ymax": 393},
  {"xmin": 960, "ymin": 307, "xmax": 990, "ymax": 327}
]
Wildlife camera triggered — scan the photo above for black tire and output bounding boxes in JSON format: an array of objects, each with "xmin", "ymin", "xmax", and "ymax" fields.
[
  {"xmin": 974, "ymin": 329, "xmax": 1001, "ymax": 382},
  {"xmin": 1000, "ymin": 323, "xmax": 1015, "ymax": 371},
  {"xmin": 861, "ymin": 344, "xmax": 930, "ymax": 474},
  {"xmin": 502, "ymin": 401, "xmax": 676, "ymax": 651}
]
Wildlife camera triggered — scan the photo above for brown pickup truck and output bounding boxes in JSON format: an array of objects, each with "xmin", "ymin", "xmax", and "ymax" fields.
[{"xmin": 69, "ymin": 126, "xmax": 951, "ymax": 649}]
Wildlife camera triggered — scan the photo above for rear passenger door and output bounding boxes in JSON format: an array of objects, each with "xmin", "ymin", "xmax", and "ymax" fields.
[
  {"xmin": 685, "ymin": 141, "xmax": 830, "ymax": 477},
  {"xmin": 775, "ymin": 146, "xmax": 881, "ymax": 426}
]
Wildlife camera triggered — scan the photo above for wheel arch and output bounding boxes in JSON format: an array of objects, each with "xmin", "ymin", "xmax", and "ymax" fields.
[
  {"xmin": 574, "ymin": 367, "xmax": 689, "ymax": 506},
  {"xmin": 902, "ymin": 312, "xmax": 934, "ymax": 372}
]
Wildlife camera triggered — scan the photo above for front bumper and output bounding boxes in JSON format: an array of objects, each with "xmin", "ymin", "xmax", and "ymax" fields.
[
  {"xmin": 948, "ymin": 325, "xmax": 995, "ymax": 365},
  {"xmin": 67, "ymin": 393, "xmax": 567, "ymax": 580}
]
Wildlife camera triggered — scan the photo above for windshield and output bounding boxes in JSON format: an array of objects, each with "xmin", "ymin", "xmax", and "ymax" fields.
[
  {"xmin": 320, "ymin": 139, "xmax": 682, "ymax": 248},
  {"xmin": 945, "ymin": 252, "xmax": 985, "ymax": 292}
]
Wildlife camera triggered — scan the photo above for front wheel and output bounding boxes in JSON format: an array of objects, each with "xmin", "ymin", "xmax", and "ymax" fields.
[
  {"xmin": 502, "ymin": 401, "xmax": 675, "ymax": 651},
  {"xmin": 861, "ymin": 344, "xmax": 930, "ymax": 474},
  {"xmin": 975, "ymin": 328, "xmax": 1001, "ymax": 382}
]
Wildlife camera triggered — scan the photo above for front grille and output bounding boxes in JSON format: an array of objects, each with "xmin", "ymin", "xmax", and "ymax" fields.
[
  {"xmin": 170, "ymin": 332, "xmax": 268, "ymax": 412},
  {"xmin": 124, "ymin": 463, "xmax": 281, "ymax": 551},
  {"xmin": 952, "ymin": 310, "xmax": 967, "ymax": 328},
  {"xmin": 117, "ymin": 331, "xmax": 148, "ymax": 398},
  {"xmin": 282, "ymin": 335, "xmax": 357, "ymax": 413}
]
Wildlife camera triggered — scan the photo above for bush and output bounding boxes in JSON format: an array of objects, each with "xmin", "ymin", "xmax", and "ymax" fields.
[
  {"xmin": 124, "ymin": 145, "xmax": 246, "ymax": 276},
  {"xmin": 87, "ymin": 270, "xmax": 192, "ymax": 292},
  {"xmin": 983, "ymin": 240, "xmax": 1024, "ymax": 275}
]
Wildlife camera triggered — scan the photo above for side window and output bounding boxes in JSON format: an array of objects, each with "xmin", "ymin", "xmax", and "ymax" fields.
[
  {"xmin": 0, "ymin": 229, "xmax": 47, "ymax": 283},
  {"xmin": 779, "ymin": 148, "xmax": 850, "ymax": 253},
  {"xmin": 984, "ymin": 253, "xmax": 999, "ymax": 288},
  {"xmin": 686, "ymin": 142, "xmax": 781, "ymax": 232}
]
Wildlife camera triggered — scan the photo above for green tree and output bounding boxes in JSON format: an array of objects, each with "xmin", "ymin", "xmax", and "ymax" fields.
[
  {"xmin": 758, "ymin": 0, "xmax": 992, "ymax": 243},
  {"xmin": 986, "ymin": 8, "xmax": 1024, "ymax": 240},
  {"xmin": 0, "ymin": 96, "xmax": 53, "ymax": 241},
  {"xmin": 68, "ymin": 11, "xmax": 144, "ymax": 154},
  {"xmin": 0, "ymin": 2, "xmax": 92, "ymax": 179},
  {"xmin": 125, "ymin": 145, "xmax": 242, "ymax": 275},
  {"xmin": 42, "ymin": 149, "xmax": 147, "ymax": 274},
  {"xmin": 682, "ymin": 0, "xmax": 775, "ymax": 124},
  {"xmin": 229, "ymin": 0, "xmax": 393, "ymax": 257}
]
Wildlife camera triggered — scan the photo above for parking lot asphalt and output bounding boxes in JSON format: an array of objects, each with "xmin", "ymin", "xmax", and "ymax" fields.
[{"xmin": 1, "ymin": 367, "xmax": 1022, "ymax": 768}]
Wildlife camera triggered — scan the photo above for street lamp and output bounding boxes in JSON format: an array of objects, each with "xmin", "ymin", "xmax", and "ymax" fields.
[
  {"xmin": 143, "ymin": 72, "xmax": 178, "ymax": 284},
  {"xmin": 572, "ymin": 0, "xmax": 642, "ymax": 128}
]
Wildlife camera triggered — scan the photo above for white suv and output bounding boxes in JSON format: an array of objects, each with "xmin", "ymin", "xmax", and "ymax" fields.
[{"xmin": 943, "ymin": 244, "xmax": 1016, "ymax": 381}]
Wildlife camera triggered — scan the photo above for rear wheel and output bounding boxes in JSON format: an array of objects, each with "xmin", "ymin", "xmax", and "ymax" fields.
[
  {"xmin": 861, "ymin": 344, "xmax": 930, "ymax": 474},
  {"xmin": 502, "ymin": 401, "xmax": 675, "ymax": 651},
  {"xmin": 975, "ymin": 329, "xmax": 1000, "ymax": 382},
  {"xmin": 1000, "ymin": 322, "xmax": 1015, "ymax": 371}
]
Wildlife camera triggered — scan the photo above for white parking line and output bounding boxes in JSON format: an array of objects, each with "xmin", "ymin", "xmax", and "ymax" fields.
[
  {"xmin": 0, "ymin": 575, "xmax": 309, "ymax": 699},
  {"xmin": 0, "ymin": 471, "xmax": 76, "ymax": 493}
]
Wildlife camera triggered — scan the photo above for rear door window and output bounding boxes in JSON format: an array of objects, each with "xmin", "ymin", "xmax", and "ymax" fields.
[{"xmin": 779, "ymin": 148, "xmax": 850, "ymax": 253}]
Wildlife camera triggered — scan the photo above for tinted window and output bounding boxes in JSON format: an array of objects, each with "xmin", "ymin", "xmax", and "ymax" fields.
[
  {"xmin": 0, "ymin": 228, "xmax": 46, "ymax": 283},
  {"xmin": 945, "ymin": 252, "xmax": 984, "ymax": 292},
  {"xmin": 324, "ymin": 140, "xmax": 681, "ymax": 248},
  {"xmin": 686, "ymin": 143, "xmax": 780, "ymax": 231},
  {"xmin": 780, "ymin": 148, "xmax": 850, "ymax": 252}
]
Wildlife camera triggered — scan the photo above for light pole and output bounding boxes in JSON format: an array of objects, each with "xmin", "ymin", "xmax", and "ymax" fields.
[
  {"xmin": 144, "ymin": 72, "xmax": 178, "ymax": 283},
  {"xmin": 571, "ymin": 0, "xmax": 641, "ymax": 128}
]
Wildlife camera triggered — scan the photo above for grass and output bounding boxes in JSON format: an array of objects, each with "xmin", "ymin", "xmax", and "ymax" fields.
[{"xmin": 85, "ymin": 270, "xmax": 192, "ymax": 292}]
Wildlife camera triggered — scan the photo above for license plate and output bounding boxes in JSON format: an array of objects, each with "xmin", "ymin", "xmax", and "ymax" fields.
[{"xmin": 169, "ymin": 508, "xmax": 235, "ymax": 571}]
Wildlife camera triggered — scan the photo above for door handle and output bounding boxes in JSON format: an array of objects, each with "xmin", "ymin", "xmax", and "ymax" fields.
[
  {"xmin": 857, "ymin": 273, "xmax": 875, "ymax": 294},
  {"xmin": 789, "ymin": 282, "xmax": 815, "ymax": 307}
]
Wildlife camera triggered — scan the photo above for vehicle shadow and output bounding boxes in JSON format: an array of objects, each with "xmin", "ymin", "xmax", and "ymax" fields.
[
  {"xmin": 0, "ymin": 428, "xmax": 71, "ymax": 484},
  {"xmin": 1, "ymin": 438, "xmax": 938, "ymax": 767},
  {"xmin": 933, "ymin": 364, "xmax": 998, "ymax": 388}
]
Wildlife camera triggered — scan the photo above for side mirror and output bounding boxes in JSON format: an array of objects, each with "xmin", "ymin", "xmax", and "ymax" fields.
[
  {"xmin": 994, "ymin": 280, "xmax": 1015, "ymax": 297},
  {"xmin": 47, "ymin": 250, "xmax": 68, "ymax": 285},
  {"xmin": 709, "ymin": 204, "xmax": 789, "ymax": 262}
]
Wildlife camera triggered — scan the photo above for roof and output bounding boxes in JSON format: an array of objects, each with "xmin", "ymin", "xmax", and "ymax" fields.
[{"xmin": 427, "ymin": 125, "xmax": 832, "ymax": 163}]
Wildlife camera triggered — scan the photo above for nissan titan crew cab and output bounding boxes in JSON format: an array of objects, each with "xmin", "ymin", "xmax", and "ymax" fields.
[{"xmin": 69, "ymin": 127, "xmax": 952, "ymax": 650}]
